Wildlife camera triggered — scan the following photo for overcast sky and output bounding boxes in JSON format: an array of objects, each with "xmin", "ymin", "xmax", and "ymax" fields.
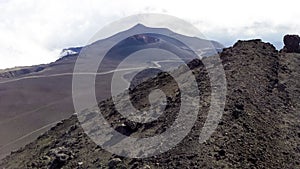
[{"xmin": 1, "ymin": 0, "xmax": 299, "ymax": 69}]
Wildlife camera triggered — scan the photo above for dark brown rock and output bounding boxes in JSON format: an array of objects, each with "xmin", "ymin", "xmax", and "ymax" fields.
[{"xmin": 282, "ymin": 34, "xmax": 300, "ymax": 53}]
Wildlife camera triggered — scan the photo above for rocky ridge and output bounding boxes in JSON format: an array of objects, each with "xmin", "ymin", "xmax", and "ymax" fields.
[{"xmin": 0, "ymin": 39, "xmax": 299, "ymax": 169}]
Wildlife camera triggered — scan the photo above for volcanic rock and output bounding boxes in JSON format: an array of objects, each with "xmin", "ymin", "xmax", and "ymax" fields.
[{"xmin": 282, "ymin": 34, "xmax": 300, "ymax": 53}]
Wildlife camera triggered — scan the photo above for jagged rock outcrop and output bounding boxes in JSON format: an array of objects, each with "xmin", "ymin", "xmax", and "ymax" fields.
[{"xmin": 281, "ymin": 34, "xmax": 300, "ymax": 53}]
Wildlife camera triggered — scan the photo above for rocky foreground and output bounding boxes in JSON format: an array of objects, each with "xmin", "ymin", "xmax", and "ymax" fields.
[{"xmin": 0, "ymin": 39, "xmax": 299, "ymax": 169}]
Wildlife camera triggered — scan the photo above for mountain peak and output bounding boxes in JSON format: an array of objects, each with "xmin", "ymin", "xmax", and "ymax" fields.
[{"xmin": 132, "ymin": 23, "xmax": 147, "ymax": 29}]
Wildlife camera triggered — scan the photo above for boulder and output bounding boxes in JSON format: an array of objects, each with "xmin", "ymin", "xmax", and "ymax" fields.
[
  {"xmin": 108, "ymin": 158, "xmax": 123, "ymax": 169},
  {"xmin": 48, "ymin": 147, "xmax": 74, "ymax": 169},
  {"xmin": 282, "ymin": 34, "xmax": 300, "ymax": 53}
]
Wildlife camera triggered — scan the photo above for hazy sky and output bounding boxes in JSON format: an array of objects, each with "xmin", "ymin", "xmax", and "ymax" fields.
[{"xmin": 1, "ymin": 0, "xmax": 299, "ymax": 69}]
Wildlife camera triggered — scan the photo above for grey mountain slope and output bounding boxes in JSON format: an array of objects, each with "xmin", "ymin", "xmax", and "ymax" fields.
[{"xmin": 0, "ymin": 24, "xmax": 223, "ymax": 160}]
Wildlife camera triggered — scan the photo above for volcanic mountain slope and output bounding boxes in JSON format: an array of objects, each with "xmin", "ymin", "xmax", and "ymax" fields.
[
  {"xmin": 0, "ymin": 24, "xmax": 222, "ymax": 159},
  {"xmin": 1, "ymin": 39, "xmax": 299, "ymax": 169}
]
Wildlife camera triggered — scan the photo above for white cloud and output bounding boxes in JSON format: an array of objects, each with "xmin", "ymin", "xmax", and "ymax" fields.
[{"xmin": 0, "ymin": 0, "xmax": 299, "ymax": 68}]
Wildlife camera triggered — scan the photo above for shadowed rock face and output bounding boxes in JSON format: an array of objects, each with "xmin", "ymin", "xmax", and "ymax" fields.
[
  {"xmin": 130, "ymin": 34, "xmax": 160, "ymax": 43},
  {"xmin": 282, "ymin": 34, "xmax": 300, "ymax": 53}
]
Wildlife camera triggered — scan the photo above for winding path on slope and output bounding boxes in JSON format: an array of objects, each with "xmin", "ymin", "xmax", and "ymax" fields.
[{"xmin": 0, "ymin": 59, "xmax": 184, "ymax": 159}]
